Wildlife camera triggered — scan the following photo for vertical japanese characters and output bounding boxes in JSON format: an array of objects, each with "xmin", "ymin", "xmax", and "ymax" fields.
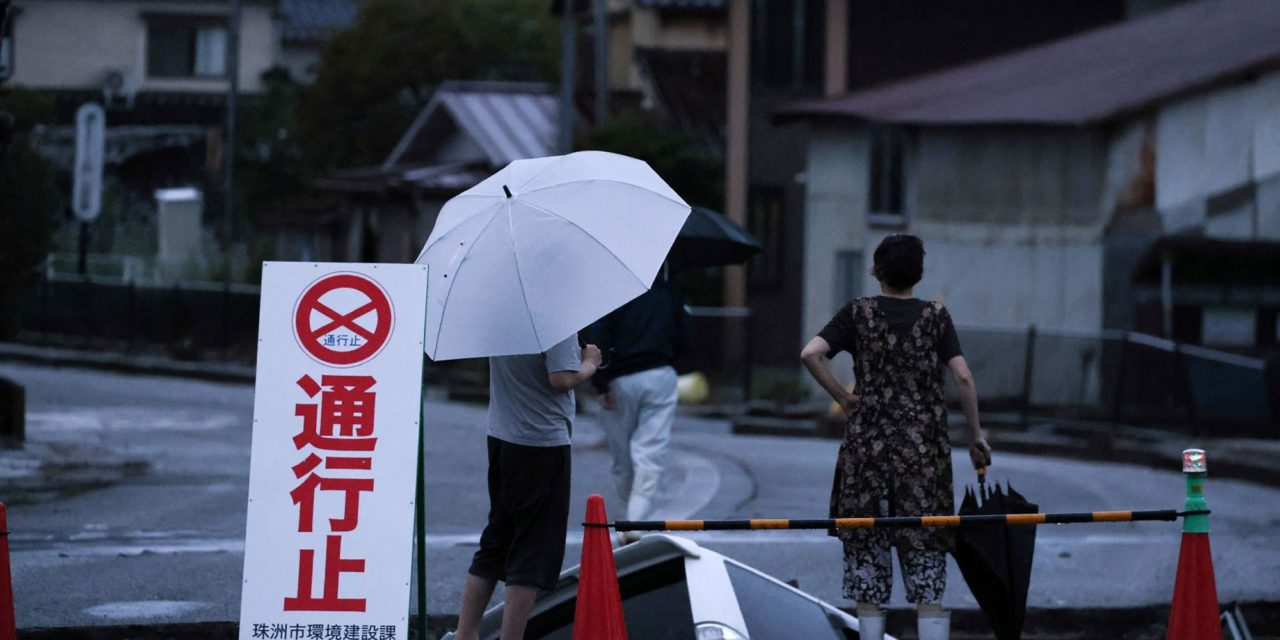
[{"xmin": 286, "ymin": 374, "xmax": 379, "ymax": 613}]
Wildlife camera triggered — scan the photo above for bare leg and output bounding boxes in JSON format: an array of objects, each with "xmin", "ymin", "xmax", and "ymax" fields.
[
  {"xmin": 453, "ymin": 573, "xmax": 496, "ymax": 640},
  {"xmin": 500, "ymin": 584, "xmax": 539, "ymax": 640}
]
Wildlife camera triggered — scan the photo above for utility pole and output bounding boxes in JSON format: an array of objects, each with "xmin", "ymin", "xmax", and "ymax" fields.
[
  {"xmin": 558, "ymin": 1, "xmax": 576, "ymax": 154},
  {"xmin": 224, "ymin": 0, "xmax": 241, "ymax": 280},
  {"xmin": 592, "ymin": 0, "xmax": 607, "ymax": 125}
]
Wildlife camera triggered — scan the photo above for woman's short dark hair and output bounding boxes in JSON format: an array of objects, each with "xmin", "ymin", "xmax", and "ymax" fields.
[{"xmin": 872, "ymin": 234, "xmax": 925, "ymax": 290}]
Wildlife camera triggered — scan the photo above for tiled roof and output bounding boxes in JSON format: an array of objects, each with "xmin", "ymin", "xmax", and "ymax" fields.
[
  {"xmin": 278, "ymin": 0, "xmax": 357, "ymax": 44},
  {"xmin": 384, "ymin": 81, "xmax": 562, "ymax": 169},
  {"xmin": 779, "ymin": 0, "xmax": 1280, "ymax": 126},
  {"xmin": 635, "ymin": 0, "xmax": 725, "ymax": 8}
]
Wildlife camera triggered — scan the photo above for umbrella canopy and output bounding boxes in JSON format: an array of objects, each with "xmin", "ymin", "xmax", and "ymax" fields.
[
  {"xmin": 667, "ymin": 206, "xmax": 763, "ymax": 270},
  {"xmin": 415, "ymin": 151, "xmax": 691, "ymax": 361},
  {"xmin": 954, "ymin": 474, "xmax": 1039, "ymax": 640}
]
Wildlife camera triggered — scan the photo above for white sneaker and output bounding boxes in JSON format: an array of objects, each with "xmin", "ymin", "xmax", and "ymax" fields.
[
  {"xmin": 918, "ymin": 612, "xmax": 951, "ymax": 640},
  {"xmin": 857, "ymin": 612, "xmax": 885, "ymax": 640}
]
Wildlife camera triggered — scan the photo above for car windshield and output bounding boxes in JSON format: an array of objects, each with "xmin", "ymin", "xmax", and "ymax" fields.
[
  {"xmin": 521, "ymin": 558, "xmax": 696, "ymax": 640},
  {"xmin": 726, "ymin": 562, "xmax": 846, "ymax": 640}
]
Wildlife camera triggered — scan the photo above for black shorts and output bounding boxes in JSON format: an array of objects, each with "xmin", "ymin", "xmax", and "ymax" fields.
[{"xmin": 468, "ymin": 436, "xmax": 572, "ymax": 591}]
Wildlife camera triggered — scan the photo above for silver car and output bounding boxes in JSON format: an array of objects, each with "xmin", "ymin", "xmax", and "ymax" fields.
[{"xmin": 448, "ymin": 534, "xmax": 889, "ymax": 639}]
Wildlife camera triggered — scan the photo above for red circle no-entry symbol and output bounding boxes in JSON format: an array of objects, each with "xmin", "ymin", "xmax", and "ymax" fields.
[{"xmin": 293, "ymin": 273, "xmax": 394, "ymax": 366}]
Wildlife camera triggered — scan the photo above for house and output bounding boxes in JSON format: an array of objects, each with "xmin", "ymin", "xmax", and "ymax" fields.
[
  {"xmin": 776, "ymin": 0, "xmax": 1280, "ymax": 355},
  {"xmin": 313, "ymin": 81, "xmax": 566, "ymax": 264},
  {"xmin": 4, "ymin": 0, "xmax": 359, "ymax": 280},
  {"xmin": 554, "ymin": 0, "xmax": 726, "ymax": 152},
  {"xmin": 723, "ymin": 0, "xmax": 1136, "ymax": 376},
  {"xmin": 6, "ymin": 0, "xmax": 280, "ymax": 121}
]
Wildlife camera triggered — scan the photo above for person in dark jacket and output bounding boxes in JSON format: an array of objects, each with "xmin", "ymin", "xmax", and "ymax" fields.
[{"xmin": 588, "ymin": 277, "xmax": 692, "ymax": 535}]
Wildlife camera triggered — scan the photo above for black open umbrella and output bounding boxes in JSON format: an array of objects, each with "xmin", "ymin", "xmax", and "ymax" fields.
[
  {"xmin": 954, "ymin": 472, "xmax": 1039, "ymax": 640},
  {"xmin": 666, "ymin": 206, "xmax": 763, "ymax": 270}
]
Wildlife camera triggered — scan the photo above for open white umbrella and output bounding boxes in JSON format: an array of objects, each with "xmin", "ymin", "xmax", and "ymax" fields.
[{"xmin": 415, "ymin": 151, "xmax": 691, "ymax": 361}]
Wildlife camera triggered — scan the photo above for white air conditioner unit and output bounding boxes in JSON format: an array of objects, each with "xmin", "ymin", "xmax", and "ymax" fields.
[{"xmin": 101, "ymin": 68, "xmax": 139, "ymax": 107}]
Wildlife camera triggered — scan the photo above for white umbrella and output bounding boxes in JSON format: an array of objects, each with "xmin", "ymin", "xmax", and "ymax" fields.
[{"xmin": 415, "ymin": 150, "xmax": 691, "ymax": 361}]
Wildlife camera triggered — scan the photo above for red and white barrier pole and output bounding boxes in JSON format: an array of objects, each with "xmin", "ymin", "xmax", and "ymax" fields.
[{"xmin": 0, "ymin": 502, "xmax": 15, "ymax": 640}]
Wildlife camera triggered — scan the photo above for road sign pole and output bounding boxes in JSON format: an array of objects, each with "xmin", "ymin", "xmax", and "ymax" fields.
[
  {"xmin": 415, "ymin": 399, "xmax": 427, "ymax": 640},
  {"xmin": 77, "ymin": 222, "xmax": 89, "ymax": 275}
]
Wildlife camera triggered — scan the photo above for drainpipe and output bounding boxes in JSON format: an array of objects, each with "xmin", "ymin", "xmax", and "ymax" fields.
[{"xmin": 1161, "ymin": 249, "xmax": 1173, "ymax": 339}]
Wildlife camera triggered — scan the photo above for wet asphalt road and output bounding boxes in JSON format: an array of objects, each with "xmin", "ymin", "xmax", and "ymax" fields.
[{"xmin": 2, "ymin": 362, "xmax": 1278, "ymax": 629}]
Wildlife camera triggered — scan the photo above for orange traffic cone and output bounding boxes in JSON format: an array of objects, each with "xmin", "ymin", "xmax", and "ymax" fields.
[
  {"xmin": 572, "ymin": 494, "xmax": 627, "ymax": 640},
  {"xmin": 1, "ymin": 502, "xmax": 15, "ymax": 640},
  {"xmin": 1167, "ymin": 449, "xmax": 1222, "ymax": 640}
]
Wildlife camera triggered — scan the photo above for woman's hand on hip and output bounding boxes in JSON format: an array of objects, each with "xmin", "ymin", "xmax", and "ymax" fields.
[{"xmin": 838, "ymin": 393, "xmax": 858, "ymax": 417}]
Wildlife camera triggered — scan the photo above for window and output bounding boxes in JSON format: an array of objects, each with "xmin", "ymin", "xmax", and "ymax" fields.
[
  {"xmin": 726, "ymin": 562, "xmax": 844, "ymax": 640},
  {"xmin": 868, "ymin": 127, "xmax": 906, "ymax": 219},
  {"xmin": 751, "ymin": 0, "xmax": 825, "ymax": 89},
  {"xmin": 147, "ymin": 18, "xmax": 227, "ymax": 78},
  {"xmin": 522, "ymin": 559, "xmax": 695, "ymax": 640},
  {"xmin": 0, "ymin": 6, "xmax": 14, "ymax": 80},
  {"xmin": 835, "ymin": 250, "xmax": 863, "ymax": 308}
]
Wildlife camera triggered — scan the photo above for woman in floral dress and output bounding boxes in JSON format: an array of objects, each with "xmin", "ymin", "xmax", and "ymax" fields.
[{"xmin": 801, "ymin": 234, "xmax": 990, "ymax": 640}]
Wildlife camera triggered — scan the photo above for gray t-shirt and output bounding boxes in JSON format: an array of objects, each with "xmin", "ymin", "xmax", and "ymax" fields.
[{"xmin": 487, "ymin": 335, "xmax": 581, "ymax": 447}]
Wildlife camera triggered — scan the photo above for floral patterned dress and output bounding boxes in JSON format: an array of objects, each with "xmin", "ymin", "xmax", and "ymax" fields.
[{"xmin": 824, "ymin": 297, "xmax": 957, "ymax": 554}]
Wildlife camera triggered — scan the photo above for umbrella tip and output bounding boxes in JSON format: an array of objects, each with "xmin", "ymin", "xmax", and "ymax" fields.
[{"xmin": 503, "ymin": 185, "xmax": 513, "ymax": 198}]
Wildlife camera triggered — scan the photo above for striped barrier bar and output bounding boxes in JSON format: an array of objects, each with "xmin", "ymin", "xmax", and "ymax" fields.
[{"xmin": 607, "ymin": 509, "xmax": 1210, "ymax": 532}]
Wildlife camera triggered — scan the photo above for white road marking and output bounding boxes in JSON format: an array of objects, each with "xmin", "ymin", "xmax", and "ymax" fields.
[
  {"xmin": 83, "ymin": 600, "xmax": 209, "ymax": 620},
  {"xmin": 6, "ymin": 528, "xmax": 1190, "ymax": 558}
]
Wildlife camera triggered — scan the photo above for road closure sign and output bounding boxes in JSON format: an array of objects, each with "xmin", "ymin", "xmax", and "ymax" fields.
[{"xmin": 240, "ymin": 262, "xmax": 427, "ymax": 640}]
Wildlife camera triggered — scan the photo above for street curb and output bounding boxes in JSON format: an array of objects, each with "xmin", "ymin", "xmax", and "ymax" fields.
[
  {"xmin": 15, "ymin": 603, "xmax": 1280, "ymax": 639},
  {"xmin": 0, "ymin": 342, "xmax": 256, "ymax": 384},
  {"xmin": 729, "ymin": 413, "xmax": 1280, "ymax": 490}
]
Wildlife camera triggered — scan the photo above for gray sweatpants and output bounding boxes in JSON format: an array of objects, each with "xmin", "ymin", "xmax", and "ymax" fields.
[{"xmin": 603, "ymin": 366, "xmax": 678, "ymax": 521}]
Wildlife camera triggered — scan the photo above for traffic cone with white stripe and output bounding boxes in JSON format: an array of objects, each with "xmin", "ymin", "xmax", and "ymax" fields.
[
  {"xmin": 573, "ymin": 494, "xmax": 627, "ymax": 640},
  {"xmin": 1166, "ymin": 449, "xmax": 1222, "ymax": 640}
]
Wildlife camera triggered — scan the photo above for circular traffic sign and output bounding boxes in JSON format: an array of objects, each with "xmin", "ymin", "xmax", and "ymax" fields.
[{"xmin": 293, "ymin": 273, "xmax": 394, "ymax": 366}]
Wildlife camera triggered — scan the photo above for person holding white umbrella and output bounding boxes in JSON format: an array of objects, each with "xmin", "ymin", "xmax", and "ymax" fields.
[{"xmin": 420, "ymin": 151, "xmax": 691, "ymax": 640}]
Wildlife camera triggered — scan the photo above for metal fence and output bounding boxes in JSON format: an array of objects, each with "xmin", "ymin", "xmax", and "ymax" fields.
[
  {"xmin": 17, "ymin": 275, "xmax": 261, "ymax": 357},
  {"xmin": 12, "ymin": 278, "xmax": 1278, "ymax": 436},
  {"xmin": 955, "ymin": 325, "xmax": 1278, "ymax": 438}
]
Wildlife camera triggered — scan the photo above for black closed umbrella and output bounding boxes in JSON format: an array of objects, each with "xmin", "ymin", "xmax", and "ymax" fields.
[
  {"xmin": 954, "ymin": 471, "xmax": 1039, "ymax": 640},
  {"xmin": 666, "ymin": 206, "xmax": 763, "ymax": 270}
]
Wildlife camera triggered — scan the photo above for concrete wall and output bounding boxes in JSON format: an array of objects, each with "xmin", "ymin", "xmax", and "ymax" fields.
[
  {"xmin": 1154, "ymin": 71, "xmax": 1280, "ymax": 238},
  {"xmin": 801, "ymin": 123, "xmax": 867, "ymax": 385},
  {"xmin": 896, "ymin": 128, "xmax": 1107, "ymax": 332},
  {"xmin": 913, "ymin": 129, "xmax": 1108, "ymax": 226},
  {"xmin": 11, "ymin": 0, "xmax": 278, "ymax": 94},
  {"xmin": 798, "ymin": 125, "xmax": 1110, "ymax": 393}
]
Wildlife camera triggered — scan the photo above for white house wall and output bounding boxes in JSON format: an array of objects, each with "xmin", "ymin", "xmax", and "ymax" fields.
[
  {"xmin": 799, "ymin": 125, "xmax": 1108, "ymax": 396},
  {"xmin": 10, "ymin": 0, "xmax": 277, "ymax": 94},
  {"xmin": 906, "ymin": 129, "xmax": 1107, "ymax": 332},
  {"xmin": 801, "ymin": 124, "xmax": 868, "ymax": 387},
  {"xmin": 891, "ymin": 223, "xmax": 1104, "ymax": 332},
  {"xmin": 1154, "ymin": 71, "xmax": 1280, "ymax": 237}
]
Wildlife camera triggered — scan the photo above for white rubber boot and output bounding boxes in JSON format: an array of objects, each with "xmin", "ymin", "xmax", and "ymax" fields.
[
  {"xmin": 857, "ymin": 611, "xmax": 885, "ymax": 640},
  {"xmin": 918, "ymin": 611, "xmax": 951, "ymax": 640}
]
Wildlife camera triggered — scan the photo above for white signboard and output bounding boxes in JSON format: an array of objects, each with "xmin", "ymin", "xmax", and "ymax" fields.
[
  {"xmin": 240, "ymin": 262, "xmax": 427, "ymax": 640},
  {"xmin": 72, "ymin": 103, "xmax": 106, "ymax": 222}
]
